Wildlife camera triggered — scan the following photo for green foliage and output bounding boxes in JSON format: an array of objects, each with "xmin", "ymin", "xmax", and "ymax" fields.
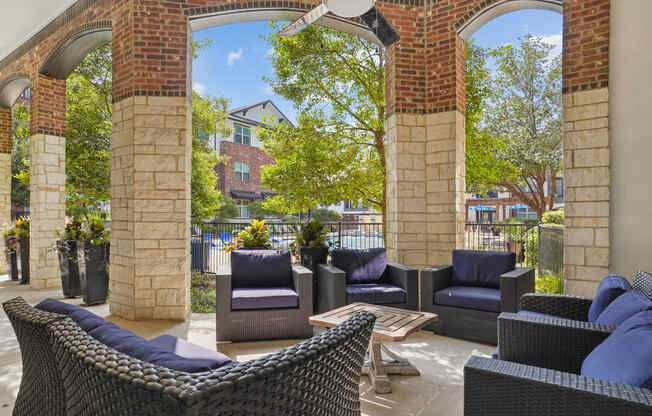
[
  {"xmin": 14, "ymin": 217, "xmax": 30, "ymax": 239},
  {"xmin": 282, "ymin": 215, "xmax": 300, "ymax": 223},
  {"xmin": 466, "ymin": 36, "xmax": 562, "ymax": 217},
  {"xmin": 214, "ymin": 197, "xmax": 239, "ymax": 221},
  {"xmin": 82, "ymin": 216, "xmax": 110, "ymax": 246},
  {"xmin": 191, "ymin": 270, "xmax": 217, "ymax": 313},
  {"xmin": 524, "ymin": 230, "xmax": 538, "ymax": 268},
  {"xmin": 542, "ymin": 209, "xmax": 564, "ymax": 225},
  {"xmin": 56, "ymin": 217, "xmax": 84, "ymax": 241},
  {"xmin": 312, "ymin": 208, "xmax": 342, "ymax": 223},
  {"xmin": 247, "ymin": 200, "xmax": 283, "ymax": 218},
  {"xmin": 11, "ymin": 104, "xmax": 30, "ymax": 209},
  {"xmin": 261, "ymin": 23, "xmax": 386, "ymax": 224},
  {"xmin": 536, "ymin": 271, "xmax": 564, "ymax": 294},
  {"xmin": 295, "ymin": 220, "xmax": 329, "ymax": 247},
  {"xmin": 225, "ymin": 219, "xmax": 272, "ymax": 251}
]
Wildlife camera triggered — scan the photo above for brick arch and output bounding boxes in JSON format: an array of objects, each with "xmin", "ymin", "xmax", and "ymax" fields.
[
  {"xmin": 456, "ymin": 0, "xmax": 563, "ymax": 39},
  {"xmin": 0, "ymin": 73, "xmax": 30, "ymax": 108},
  {"xmin": 40, "ymin": 20, "xmax": 112, "ymax": 80}
]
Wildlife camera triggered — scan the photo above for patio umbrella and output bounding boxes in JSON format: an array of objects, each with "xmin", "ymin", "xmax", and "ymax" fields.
[
  {"xmin": 470, "ymin": 205, "xmax": 495, "ymax": 211},
  {"xmin": 509, "ymin": 203, "xmax": 530, "ymax": 210}
]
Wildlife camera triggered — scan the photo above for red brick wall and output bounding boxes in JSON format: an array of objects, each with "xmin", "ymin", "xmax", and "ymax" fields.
[
  {"xmin": 217, "ymin": 141, "xmax": 275, "ymax": 198},
  {"xmin": 30, "ymin": 74, "xmax": 66, "ymax": 136},
  {"xmin": 0, "ymin": 108, "xmax": 10, "ymax": 153}
]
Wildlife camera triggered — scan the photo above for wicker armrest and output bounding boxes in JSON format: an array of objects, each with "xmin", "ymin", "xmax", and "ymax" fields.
[
  {"xmin": 420, "ymin": 265, "xmax": 452, "ymax": 309},
  {"xmin": 317, "ymin": 263, "xmax": 346, "ymax": 313},
  {"xmin": 520, "ymin": 293, "xmax": 592, "ymax": 321},
  {"xmin": 384, "ymin": 263, "xmax": 418, "ymax": 310},
  {"xmin": 500, "ymin": 268, "xmax": 535, "ymax": 313},
  {"xmin": 464, "ymin": 356, "xmax": 652, "ymax": 416},
  {"xmin": 498, "ymin": 312, "xmax": 615, "ymax": 373},
  {"xmin": 292, "ymin": 264, "xmax": 313, "ymax": 312}
]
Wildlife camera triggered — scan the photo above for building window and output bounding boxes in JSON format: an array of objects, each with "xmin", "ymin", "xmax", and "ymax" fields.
[
  {"xmin": 237, "ymin": 200, "xmax": 249, "ymax": 218},
  {"xmin": 234, "ymin": 124, "xmax": 251, "ymax": 145},
  {"xmin": 235, "ymin": 161, "xmax": 250, "ymax": 183},
  {"xmin": 555, "ymin": 177, "xmax": 564, "ymax": 198}
]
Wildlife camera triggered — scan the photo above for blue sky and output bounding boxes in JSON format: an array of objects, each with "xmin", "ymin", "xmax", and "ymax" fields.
[{"xmin": 192, "ymin": 9, "xmax": 562, "ymax": 123}]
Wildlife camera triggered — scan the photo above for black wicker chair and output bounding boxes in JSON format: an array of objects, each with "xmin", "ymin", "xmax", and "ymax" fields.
[
  {"xmin": 421, "ymin": 250, "xmax": 534, "ymax": 345},
  {"xmin": 3, "ymin": 296, "xmax": 375, "ymax": 416},
  {"xmin": 317, "ymin": 261, "xmax": 418, "ymax": 313}
]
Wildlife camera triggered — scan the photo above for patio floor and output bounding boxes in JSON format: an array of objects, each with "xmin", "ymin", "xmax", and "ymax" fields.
[{"xmin": 0, "ymin": 275, "xmax": 493, "ymax": 416}]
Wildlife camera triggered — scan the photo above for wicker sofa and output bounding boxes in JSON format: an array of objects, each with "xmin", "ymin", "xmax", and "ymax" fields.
[
  {"xmin": 4, "ymin": 296, "xmax": 375, "ymax": 416},
  {"xmin": 316, "ymin": 248, "xmax": 418, "ymax": 313},
  {"xmin": 421, "ymin": 250, "xmax": 534, "ymax": 344},
  {"xmin": 215, "ymin": 250, "xmax": 314, "ymax": 342}
]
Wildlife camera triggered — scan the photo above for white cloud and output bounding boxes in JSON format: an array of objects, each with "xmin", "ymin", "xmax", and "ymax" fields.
[
  {"xmin": 265, "ymin": 48, "xmax": 275, "ymax": 59},
  {"xmin": 192, "ymin": 81, "xmax": 206, "ymax": 95},
  {"xmin": 227, "ymin": 48, "xmax": 243, "ymax": 66},
  {"xmin": 540, "ymin": 34, "xmax": 562, "ymax": 56},
  {"xmin": 261, "ymin": 85, "xmax": 274, "ymax": 96}
]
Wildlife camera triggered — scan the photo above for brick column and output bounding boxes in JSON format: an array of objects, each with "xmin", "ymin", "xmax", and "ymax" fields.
[
  {"xmin": 110, "ymin": 1, "xmax": 191, "ymax": 320},
  {"xmin": 29, "ymin": 73, "xmax": 66, "ymax": 289},
  {"xmin": 0, "ymin": 108, "xmax": 11, "ymax": 255}
]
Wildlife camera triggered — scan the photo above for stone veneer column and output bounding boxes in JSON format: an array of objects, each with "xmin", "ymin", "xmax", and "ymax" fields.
[
  {"xmin": 385, "ymin": 113, "xmax": 427, "ymax": 268},
  {"xmin": 563, "ymin": 88, "xmax": 610, "ymax": 297},
  {"xmin": 110, "ymin": 95, "xmax": 191, "ymax": 320},
  {"xmin": 29, "ymin": 74, "xmax": 66, "ymax": 289},
  {"xmin": 425, "ymin": 111, "xmax": 465, "ymax": 266},
  {"xmin": 0, "ymin": 108, "xmax": 11, "ymax": 255}
]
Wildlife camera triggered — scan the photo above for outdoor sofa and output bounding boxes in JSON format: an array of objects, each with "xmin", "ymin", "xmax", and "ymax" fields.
[
  {"xmin": 215, "ymin": 249, "xmax": 314, "ymax": 342},
  {"xmin": 316, "ymin": 248, "xmax": 418, "ymax": 313},
  {"xmin": 421, "ymin": 250, "xmax": 535, "ymax": 344},
  {"xmin": 4, "ymin": 296, "xmax": 375, "ymax": 416}
]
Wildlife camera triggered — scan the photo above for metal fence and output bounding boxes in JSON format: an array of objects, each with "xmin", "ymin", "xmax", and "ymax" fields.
[
  {"xmin": 538, "ymin": 224, "xmax": 564, "ymax": 277},
  {"xmin": 192, "ymin": 222, "xmax": 383, "ymax": 273}
]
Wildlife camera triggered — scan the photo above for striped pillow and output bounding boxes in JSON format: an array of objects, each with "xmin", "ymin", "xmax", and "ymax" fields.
[{"xmin": 632, "ymin": 270, "xmax": 652, "ymax": 299}]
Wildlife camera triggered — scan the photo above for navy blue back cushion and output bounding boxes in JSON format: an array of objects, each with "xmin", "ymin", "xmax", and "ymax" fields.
[
  {"xmin": 588, "ymin": 274, "xmax": 632, "ymax": 322},
  {"xmin": 331, "ymin": 248, "xmax": 387, "ymax": 283},
  {"xmin": 35, "ymin": 298, "xmax": 105, "ymax": 332},
  {"xmin": 231, "ymin": 250, "xmax": 292, "ymax": 288},
  {"xmin": 581, "ymin": 310, "xmax": 652, "ymax": 389},
  {"xmin": 451, "ymin": 250, "xmax": 516, "ymax": 288},
  {"xmin": 595, "ymin": 290, "xmax": 652, "ymax": 326}
]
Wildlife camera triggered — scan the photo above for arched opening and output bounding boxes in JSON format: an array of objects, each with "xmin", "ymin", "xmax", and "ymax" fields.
[
  {"xmin": 39, "ymin": 25, "xmax": 112, "ymax": 79},
  {"xmin": 461, "ymin": 7, "xmax": 564, "ymax": 287},
  {"xmin": 0, "ymin": 75, "xmax": 30, "ymax": 108}
]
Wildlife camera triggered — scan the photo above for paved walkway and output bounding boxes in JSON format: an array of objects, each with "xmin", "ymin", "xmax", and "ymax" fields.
[{"xmin": 0, "ymin": 275, "xmax": 493, "ymax": 416}]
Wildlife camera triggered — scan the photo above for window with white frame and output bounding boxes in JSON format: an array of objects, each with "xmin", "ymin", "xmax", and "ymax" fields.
[
  {"xmin": 236, "ymin": 199, "xmax": 249, "ymax": 218},
  {"xmin": 234, "ymin": 124, "xmax": 251, "ymax": 145},
  {"xmin": 235, "ymin": 161, "xmax": 250, "ymax": 183}
]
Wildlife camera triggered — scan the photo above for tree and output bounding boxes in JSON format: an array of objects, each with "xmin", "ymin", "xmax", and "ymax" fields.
[
  {"xmin": 466, "ymin": 35, "xmax": 562, "ymax": 218},
  {"xmin": 260, "ymin": 24, "xmax": 386, "ymax": 237},
  {"xmin": 11, "ymin": 103, "xmax": 30, "ymax": 211},
  {"xmin": 311, "ymin": 208, "xmax": 342, "ymax": 223}
]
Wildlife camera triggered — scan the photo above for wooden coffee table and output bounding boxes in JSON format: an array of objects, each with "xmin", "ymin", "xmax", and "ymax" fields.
[{"xmin": 309, "ymin": 303, "xmax": 438, "ymax": 394}]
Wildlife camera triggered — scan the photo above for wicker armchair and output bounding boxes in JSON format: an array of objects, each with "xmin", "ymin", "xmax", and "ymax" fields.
[{"xmin": 4, "ymin": 296, "xmax": 376, "ymax": 416}]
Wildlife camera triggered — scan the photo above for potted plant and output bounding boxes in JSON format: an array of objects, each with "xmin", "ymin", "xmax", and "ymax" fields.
[
  {"xmin": 3, "ymin": 223, "xmax": 18, "ymax": 280},
  {"xmin": 77, "ymin": 216, "xmax": 110, "ymax": 305},
  {"xmin": 293, "ymin": 220, "xmax": 331, "ymax": 313},
  {"xmin": 15, "ymin": 217, "xmax": 30, "ymax": 285},
  {"xmin": 54, "ymin": 217, "xmax": 83, "ymax": 298},
  {"xmin": 224, "ymin": 219, "xmax": 272, "ymax": 252}
]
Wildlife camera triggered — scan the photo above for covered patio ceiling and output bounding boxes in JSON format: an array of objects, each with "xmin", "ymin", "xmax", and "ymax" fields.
[{"xmin": 0, "ymin": 1, "xmax": 77, "ymax": 62}]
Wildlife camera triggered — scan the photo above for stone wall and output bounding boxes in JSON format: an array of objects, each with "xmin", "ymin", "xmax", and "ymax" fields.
[{"xmin": 563, "ymin": 88, "xmax": 610, "ymax": 297}]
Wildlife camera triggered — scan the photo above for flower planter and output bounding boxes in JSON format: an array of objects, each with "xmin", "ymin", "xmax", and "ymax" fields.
[
  {"xmin": 5, "ymin": 235, "xmax": 18, "ymax": 281},
  {"xmin": 19, "ymin": 237, "xmax": 29, "ymax": 285},
  {"xmin": 78, "ymin": 241, "xmax": 109, "ymax": 305},
  {"xmin": 57, "ymin": 240, "xmax": 81, "ymax": 298},
  {"xmin": 299, "ymin": 245, "xmax": 329, "ymax": 313}
]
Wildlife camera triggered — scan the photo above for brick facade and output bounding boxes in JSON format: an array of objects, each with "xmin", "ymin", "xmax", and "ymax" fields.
[
  {"xmin": 216, "ymin": 141, "xmax": 275, "ymax": 198},
  {"xmin": 0, "ymin": 0, "xmax": 613, "ymax": 316},
  {"xmin": 0, "ymin": 108, "xmax": 10, "ymax": 153}
]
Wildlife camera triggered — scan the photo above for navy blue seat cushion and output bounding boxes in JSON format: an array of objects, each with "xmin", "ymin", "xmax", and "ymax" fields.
[
  {"xmin": 595, "ymin": 290, "xmax": 652, "ymax": 326},
  {"xmin": 230, "ymin": 250, "xmax": 292, "ymax": 288},
  {"xmin": 231, "ymin": 287, "xmax": 298, "ymax": 310},
  {"xmin": 149, "ymin": 334, "xmax": 233, "ymax": 367},
  {"xmin": 588, "ymin": 274, "xmax": 632, "ymax": 322},
  {"xmin": 35, "ymin": 298, "xmax": 105, "ymax": 332},
  {"xmin": 518, "ymin": 309, "xmax": 555, "ymax": 319},
  {"xmin": 346, "ymin": 283, "xmax": 406, "ymax": 304},
  {"xmin": 434, "ymin": 286, "xmax": 501, "ymax": 313},
  {"xmin": 581, "ymin": 310, "xmax": 652, "ymax": 389},
  {"xmin": 331, "ymin": 248, "xmax": 387, "ymax": 283},
  {"xmin": 89, "ymin": 322, "xmax": 232, "ymax": 372},
  {"xmin": 450, "ymin": 250, "xmax": 516, "ymax": 289}
]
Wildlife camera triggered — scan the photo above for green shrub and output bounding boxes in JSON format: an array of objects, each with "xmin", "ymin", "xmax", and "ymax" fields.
[
  {"xmin": 536, "ymin": 271, "xmax": 564, "ymax": 294},
  {"xmin": 542, "ymin": 209, "xmax": 564, "ymax": 225},
  {"xmin": 191, "ymin": 287, "xmax": 216, "ymax": 313},
  {"xmin": 523, "ymin": 229, "xmax": 538, "ymax": 268}
]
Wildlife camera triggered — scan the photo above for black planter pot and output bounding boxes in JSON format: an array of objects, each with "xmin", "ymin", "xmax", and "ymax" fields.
[
  {"xmin": 298, "ymin": 245, "xmax": 329, "ymax": 313},
  {"xmin": 57, "ymin": 240, "xmax": 81, "ymax": 298},
  {"xmin": 19, "ymin": 238, "xmax": 29, "ymax": 285},
  {"xmin": 5, "ymin": 235, "xmax": 18, "ymax": 281},
  {"xmin": 78, "ymin": 241, "xmax": 109, "ymax": 305}
]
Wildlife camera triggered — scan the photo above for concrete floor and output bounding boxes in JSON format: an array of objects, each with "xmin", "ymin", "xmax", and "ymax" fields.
[{"xmin": 0, "ymin": 275, "xmax": 494, "ymax": 416}]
